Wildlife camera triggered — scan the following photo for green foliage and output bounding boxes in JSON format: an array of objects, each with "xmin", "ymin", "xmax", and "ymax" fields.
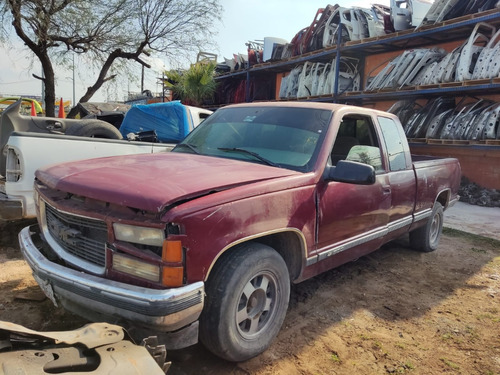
[
  {"xmin": 166, "ymin": 62, "xmax": 217, "ymax": 106},
  {"xmin": 0, "ymin": 0, "xmax": 222, "ymax": 115}
]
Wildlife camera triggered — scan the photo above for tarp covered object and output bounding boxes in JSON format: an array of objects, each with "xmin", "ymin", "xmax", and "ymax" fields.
[{"xmin": 119, "ymin": 101, "xmax": 192, "ymax": 142}]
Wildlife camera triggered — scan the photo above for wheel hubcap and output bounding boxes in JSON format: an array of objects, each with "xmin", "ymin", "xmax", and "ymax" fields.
[
  {"xmin": 236, "ymin": 273, "xmax": 277, "ymax": 338},
  {"xmin": 430, "ymin": 212, "xmax": 442, "ymax": 245}
]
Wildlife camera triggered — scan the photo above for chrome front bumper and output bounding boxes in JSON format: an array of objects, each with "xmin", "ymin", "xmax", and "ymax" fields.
[{"xmin": 19, "ymin": 225, "xmax": 204, "ymax": 335}]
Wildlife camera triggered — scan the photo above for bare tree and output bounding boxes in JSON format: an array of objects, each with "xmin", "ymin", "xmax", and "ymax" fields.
[{"xmin": 0, "ymin": 0, "xmax": 222, "ymax": 117}]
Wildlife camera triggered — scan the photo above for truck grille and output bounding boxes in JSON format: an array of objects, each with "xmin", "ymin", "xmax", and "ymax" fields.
[{"xmin": 45, "ymin": 204, "xmax": 108, "ymax": 267}]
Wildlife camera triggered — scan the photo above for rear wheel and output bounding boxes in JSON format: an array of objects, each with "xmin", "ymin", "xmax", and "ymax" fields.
[
  {"xmin": 199, "ymin": 243, "xmax": 290, "ymax": 362},
  {"xmin": 409, "ymin": 202, "xmax": 444, "ymax": 252},
  {"xmin": 66, "ymin": 120, "xmax": 122, "ymax": 139}
]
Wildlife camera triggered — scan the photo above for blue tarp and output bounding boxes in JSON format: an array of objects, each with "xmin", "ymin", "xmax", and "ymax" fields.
[{"xmin": 119, "ymin": 101, "xmax": 192, "ymax": 143}]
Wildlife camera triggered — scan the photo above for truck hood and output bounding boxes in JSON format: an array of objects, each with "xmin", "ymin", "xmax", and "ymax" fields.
[{"xmin": 36, "ymin": 153, "xmax": 300, "ymax": 213}]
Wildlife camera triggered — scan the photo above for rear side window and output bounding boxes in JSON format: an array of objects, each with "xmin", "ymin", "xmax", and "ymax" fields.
[{"xmin": 377, "ymin": 116, "xmax": 408, "ymax": 171}]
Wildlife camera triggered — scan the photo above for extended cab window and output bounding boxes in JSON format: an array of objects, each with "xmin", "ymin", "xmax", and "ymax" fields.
[
  {"xmin": 174, "ymin": 106, "xmax": 331, "ymax": 172},
  {"xmin": 377, "ymin": 116, "xmax": 408, "ymax": 171},
  {"xmin": 330, "ymin": 115, "xmax": 384, "ymax": 172}
]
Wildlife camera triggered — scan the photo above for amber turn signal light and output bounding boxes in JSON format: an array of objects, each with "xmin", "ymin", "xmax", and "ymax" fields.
[
  {"xmin": 162, "ymin": 266, "xmax": 184, "ymax": 287},
  {"xmin": 162, "ymin": 240, "xmax": 183, "ymax": 262}
]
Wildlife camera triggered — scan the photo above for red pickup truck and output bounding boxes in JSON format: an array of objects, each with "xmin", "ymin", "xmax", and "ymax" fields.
[{"xmin": 19, "ymin": 102, "xmax": 460, "ymax": 362}]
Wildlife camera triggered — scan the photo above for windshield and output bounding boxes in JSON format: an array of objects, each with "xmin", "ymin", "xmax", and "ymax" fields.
[{"xmin": 172, "ymin": 106, "xmax": 331, "ymax": 172}]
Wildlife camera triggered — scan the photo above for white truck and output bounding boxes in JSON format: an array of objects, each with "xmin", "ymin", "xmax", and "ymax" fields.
[{"xmin": 0, "ymin": 101, "xmax": 212, "ymax": 221}]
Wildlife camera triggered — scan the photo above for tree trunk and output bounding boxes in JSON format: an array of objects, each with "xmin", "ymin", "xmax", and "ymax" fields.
[{"xmin": 40, "ymin": 55, "xmax": 56, "ymax": 117}]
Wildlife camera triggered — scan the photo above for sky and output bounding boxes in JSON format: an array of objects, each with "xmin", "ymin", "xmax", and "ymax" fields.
[{"xmin": 0, "ymin": 0, "xmax": 389, "ymax": 105}]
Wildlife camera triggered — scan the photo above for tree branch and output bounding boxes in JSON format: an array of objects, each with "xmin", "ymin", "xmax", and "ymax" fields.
[{"xmin": 32, "ymin": 73, "xmax": 46, "ymax": 82}]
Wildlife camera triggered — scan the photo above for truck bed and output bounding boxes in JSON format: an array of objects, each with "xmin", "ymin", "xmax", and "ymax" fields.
[{"xmin": 412, "ymin": 154, "xmax": 461, "ymax": 213}]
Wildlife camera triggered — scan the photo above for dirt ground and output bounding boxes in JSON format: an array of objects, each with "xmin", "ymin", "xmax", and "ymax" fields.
[{"xmin": 1, "ymin": 219, "xmax": 499, "ymax": 375}]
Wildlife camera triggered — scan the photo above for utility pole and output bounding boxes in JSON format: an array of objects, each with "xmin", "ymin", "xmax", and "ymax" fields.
[
  {"xmin": 72, "ymin": 53, "xmax": 76, "ymax": 106},
  {"xmin": 141, "ymin": 65, "xmax": 145, "ymax": 93}
]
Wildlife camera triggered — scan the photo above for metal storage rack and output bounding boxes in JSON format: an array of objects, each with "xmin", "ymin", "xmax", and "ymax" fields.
[
  {"xmin": 215, "ymin": 8, "xmax": 500, "ymax": 104},
  {"xmin": 214, "ymin": 8, "xmax": 500, "ymax": 190}
]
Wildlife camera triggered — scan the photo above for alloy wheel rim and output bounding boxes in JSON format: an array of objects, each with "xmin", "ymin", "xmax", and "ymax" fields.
[
  {"xmin": 430, "ymin": 212, "xmax": 442, "ymax": 245},
  {"xmin": 236, "ymin": 271, "xmax": 278, "ymax": 339}
]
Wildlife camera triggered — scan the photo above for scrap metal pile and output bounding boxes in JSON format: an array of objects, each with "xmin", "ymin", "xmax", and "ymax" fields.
[
  {"xmin": 459, "ymin": 176, "xmax": 500, "ymax": 207},
  {"xmin": 388, "ymin": 97, "xmax": 500, "ymax": 140},
  {"xmin": 366, "ymin": 22, "xmax": 500, "ymax": 91}
]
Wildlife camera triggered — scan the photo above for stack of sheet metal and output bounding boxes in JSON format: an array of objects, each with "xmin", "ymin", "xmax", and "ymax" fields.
[
  {"xmin": 367, "ymin": 22, "xmax": 500, "ymax": 90},
  {"xmin": 389, "ymin": 97, "xmax": 500, "ymax": 140},
  {"xmin": 279, "ymin": 57, "xmax": 360, "ymax": 98}
]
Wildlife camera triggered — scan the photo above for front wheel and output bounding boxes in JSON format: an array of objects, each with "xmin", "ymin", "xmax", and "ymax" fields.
[
  {"xmin": 409, "ymin": 202, "xmax": 444, "ymax": 252},
  {"xmin": 199, "ymin": 243, "xmax": 290, "ymax": 362}
]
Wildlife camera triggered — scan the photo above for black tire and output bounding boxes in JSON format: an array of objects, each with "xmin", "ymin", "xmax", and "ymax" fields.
[
  {"xmin": 66, "ymin": 120, "xmax": 123, "ymax": 139},
  {"xmin": 199, "ymin": 243, "xmax": 290, "ymax": 362},
  {"xmin": 409, "ymin": 202, "xmax": 444, "ymax": 252}
]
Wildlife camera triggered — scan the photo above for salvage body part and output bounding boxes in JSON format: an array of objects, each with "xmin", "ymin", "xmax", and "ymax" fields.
[
  {"xmin": 366, "ymin": 48, "xmax": 446, "ymax": 90},
  {"xmin": 281, "ymin": 58, "xmax": 359, "ymax": 98},
  {"xmin": 425, "ymin": 109, "xmax": 454, "ymax": 139},
  {"xmin": 419, "ymin": 0, "xmax": 500, "ymax": 28},
  {"xmin": 419, "ymin": 0, "xmax": 462, "ymax": 26},
  {"xmin": 367, "ymin": 21, "xmax": 499, "ymax": 91},
  {"xmin": 309, "ymin": 5, "xmax": 338, "ymax": 52},
  {"xmin": 297, "ymin": 62, "xmax": 315, "ymax": 98},
  {"xmin": 389, "ymin": 97, "xmax": 500, "ymax": 141},
  {"xmin": 0, "ymin": 321, "xmax": 169, "ymax": 374},
  {"xmin": 404, "ymin": 97, "xmax": 456, "ymax": 138},
  {"xmin": 472, "ymin": 28, "xmax": 500, "ymax": 79},
  {"xmin": 456, "ymin": 23, "xmax": 495, "ymax": 82},
  {"xmin": 485, "ymin": 103, "xmax": 500, "ymax": 139},
  {"xmin": 391, "ymin": 0, "xmax": 412, "ymax": 30},
  {"xmin": 322, "ymin": 5, "xmax": 388, "ymax": 48},
  {"xmin": 323, "ymin": 7, "xmax": 349, "ymax": 47},
  {"xmin": 410, "ymin": 0, "xmax": 435, "ymax": 27},
  {"xmin": 390, "ymin": 0, "xmax": 434, "ymax": 30},
  {"xmin": 399, "ymin": 48, "xmax": 446, "ymax": 87},
  {"xmin": 279, "ymin": 66, "xmax": 302, "ymax": 98}
]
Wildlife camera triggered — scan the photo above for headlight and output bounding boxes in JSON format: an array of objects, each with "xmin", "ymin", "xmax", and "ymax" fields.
[
  {"xmin": 113, "ymin": 223, "xmax": 164, "ymax": 246},
  {"xmin": 112, "ymin": 253, "xmax": 160, "ymax": 282}
]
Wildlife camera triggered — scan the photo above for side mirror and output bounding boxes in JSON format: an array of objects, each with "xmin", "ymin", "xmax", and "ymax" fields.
[{"xmin": 325, "ymin": 160, "xmax": 376, "ymax": 185}]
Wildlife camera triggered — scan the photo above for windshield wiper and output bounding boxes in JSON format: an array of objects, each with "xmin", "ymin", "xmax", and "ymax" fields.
[
  {"xmin": 174, "ymin": 143, "xmax": 200, "ymax": 154},
  {"xmin": 217, "ymin": 147, "xmax": 278, "ymax": 167}
]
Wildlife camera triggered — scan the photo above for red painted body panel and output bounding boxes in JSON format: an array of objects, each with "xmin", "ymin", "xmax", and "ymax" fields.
[
  {"xmin": 174, "ymin": 185, "xmax": 317, "ymax": 282},
  {"xmin": 316, "ymin": 175, "xmax": 390, "ymax": 250}
]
